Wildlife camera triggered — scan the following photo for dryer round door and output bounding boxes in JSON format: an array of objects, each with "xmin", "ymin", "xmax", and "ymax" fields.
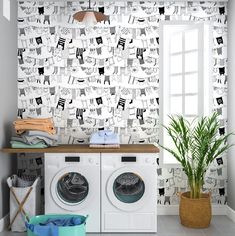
[
  {"xmin": 106, "ymin": 166, "xmax": 152, "ymax": 212},
  {"xmin": 51, "ymin": 166, "xmax": 91, "ymax": 211}
]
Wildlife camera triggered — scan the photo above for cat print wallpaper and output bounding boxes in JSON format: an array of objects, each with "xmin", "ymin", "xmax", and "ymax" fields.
[{"xmin": 17, "ymin": 1, "xmax": 227, "ymax": 205}]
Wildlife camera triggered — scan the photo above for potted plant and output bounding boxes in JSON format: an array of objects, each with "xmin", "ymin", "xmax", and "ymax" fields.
[{"xmin": 161, "ymin": 113, "xmax": 233, "ymax": 228}]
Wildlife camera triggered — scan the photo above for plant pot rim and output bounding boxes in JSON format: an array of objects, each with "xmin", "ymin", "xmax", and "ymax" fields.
[{"xmin": 180, "ymin": 191, "xmax": 211, "ymax": 200}]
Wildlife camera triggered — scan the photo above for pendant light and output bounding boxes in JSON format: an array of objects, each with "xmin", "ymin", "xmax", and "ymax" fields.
[{"xmin": 73, "ymin": 0, "xmax": 107, "ymax": 26}]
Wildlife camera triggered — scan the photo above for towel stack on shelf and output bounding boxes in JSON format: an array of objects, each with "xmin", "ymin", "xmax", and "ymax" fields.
[
  {"xmin": 11, "ymin": 118, "xmax": 58, "ymax": 148},
  {"xmin": 89, "ymin": 130, "xmax": 120, "ymax": 148}
]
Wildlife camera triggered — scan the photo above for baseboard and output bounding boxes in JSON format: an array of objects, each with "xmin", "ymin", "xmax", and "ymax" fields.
[
  {"xmin": 212, "ymin": 205, "xmax": 227, "ymax": 215},
  {"xmin": 227, "ymin": 206, "xmax": 235, "ymax": 223},
  {"xmin": 157, "ymin": 205, "xmax": 227, "ymax": 215},
  {"xmin": 0, "ymin": 214, "xmax": 9, "ymax": 232}
]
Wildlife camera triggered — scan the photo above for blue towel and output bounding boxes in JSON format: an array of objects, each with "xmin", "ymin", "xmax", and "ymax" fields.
[
  {"xmin": 90, "ymin": 130, "xmax": 120, "ymax": 144},
  {"xmin": 26, "ymin": 217, "xmax": 82, "ymax": 236},
  {"xmin": 40, "ymin": 217, "xmax": 82, "ymax": 227},
  {"xmin": 26, "ymin": 223, "xmax": 58, "ymax": 236}
]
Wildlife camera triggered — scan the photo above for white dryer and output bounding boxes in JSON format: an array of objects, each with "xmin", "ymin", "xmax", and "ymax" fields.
[
  {"xmin": 101, "ymin": 153, "xmax": 157, "ymax": 233},
  {"xmin": 45, "ymin": 153, "xmax": 100, "ymax": 232}
]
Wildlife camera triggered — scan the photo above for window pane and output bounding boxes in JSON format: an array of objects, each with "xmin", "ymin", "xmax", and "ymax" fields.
[
  {"xmin": 170, "ymin": 32, "xmax": 182, "ymax": 53},
  {"xmin": 184, "ymin": 116, "xmax": 196, "ymax": 124},
  {"xmin": 170, "ymin": 96, "xmax": 182, "ymax": 114},
  {"xmin": 185, "ymin": 95, "xmax": 198, "ymax": 115},
  {"xmin": 163, "ymin": 133, "xmax": 179, "ymax": 164},
  {"xmin": 170, "ymin": 54, "xmax": 182, "ymax": 74},
  {"xmin": 185, "ymin": 51, "xmax": 198, "ymax": 72},
  {"xmin": 161, "ymin": 23, "xmax": 210, "ymax": 165},
  {"xmin": 170, "ymin": 75, "xmax": 182, "ymax": 94},
  {"xmin": 185, "ymin": 73, "xmax": 198, "ymax": 93},
  {"xmin": 185, "ymin": 29, "xmax": 198, "ymax": 51}
]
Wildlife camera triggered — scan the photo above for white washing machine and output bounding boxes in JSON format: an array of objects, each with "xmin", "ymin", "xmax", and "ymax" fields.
[
  {"xmin": 101, "ymin": 153, "xmax": 157, "ymax": 233},
  {"xmin": 45, "ymin": 153, "xmax": 100, "ymax": 232}
]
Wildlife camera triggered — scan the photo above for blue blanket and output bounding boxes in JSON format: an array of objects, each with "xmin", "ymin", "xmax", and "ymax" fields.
[
  {"xmin": 40, "ymin": 217, "xmax": 82, "ymax": 226},
  {"xmin": 26, "ymin": 217, "xmax": 82, "ymax": 236}
]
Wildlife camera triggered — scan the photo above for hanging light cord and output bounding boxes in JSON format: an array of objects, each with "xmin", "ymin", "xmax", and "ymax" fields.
[{"xmin": 88, "ymin": 0, "xmax": 91, "ymax": 9}]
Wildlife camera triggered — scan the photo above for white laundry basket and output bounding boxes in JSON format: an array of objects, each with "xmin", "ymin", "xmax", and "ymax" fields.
[{"xmin": 7, "ymin": 175, "xmax": 41, "ymax": 232}]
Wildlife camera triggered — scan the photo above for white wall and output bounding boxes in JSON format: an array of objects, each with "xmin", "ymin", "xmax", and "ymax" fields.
[
  {"xmin": 227, "ymin": 0, "xmax": 235, "ymax": 211},
  {"xmin": 0, "ymin": 0, "xmax": 17, "ymax": 218}
]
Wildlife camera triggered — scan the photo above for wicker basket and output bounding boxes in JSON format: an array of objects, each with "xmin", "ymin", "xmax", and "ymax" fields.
[{"xmin": 179, "ymin": 192, "xmax": 212, "ymax": 228}]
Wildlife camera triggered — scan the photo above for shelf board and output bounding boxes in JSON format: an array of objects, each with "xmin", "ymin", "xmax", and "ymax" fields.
[{"xmin": 1, "ymin": 144, "xmax": 160, "ymax": 154}]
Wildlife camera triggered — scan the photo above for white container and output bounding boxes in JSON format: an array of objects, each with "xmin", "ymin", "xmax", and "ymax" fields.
[{"xmin": 7, "ymin": 175, "xmax": 41, "ymax": 232}]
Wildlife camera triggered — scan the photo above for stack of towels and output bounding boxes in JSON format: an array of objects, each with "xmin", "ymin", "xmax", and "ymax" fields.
[
  {"xmin": 11, "ymin": 118, "xmax": 58, "ymax": 148},
  {"xmin": 89, "ymin": 130, "xmax": 120, "ymax": 148}
]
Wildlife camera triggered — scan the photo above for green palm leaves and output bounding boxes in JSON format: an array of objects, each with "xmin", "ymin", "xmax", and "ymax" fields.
[{"xmin": 162, "ymin": 113, "xmax": 233, "ymax": 199}]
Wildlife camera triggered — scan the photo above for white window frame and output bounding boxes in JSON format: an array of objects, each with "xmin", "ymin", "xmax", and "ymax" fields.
[
  {"xmin": 3, "ymin": 0, "xmax": 11, "ymax": 21},
  {"xmin": 159, "ymin": 21, "xmax": 213, "ymax": 167}
]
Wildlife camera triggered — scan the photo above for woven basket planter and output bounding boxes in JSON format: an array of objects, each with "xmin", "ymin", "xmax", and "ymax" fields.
[{"xmin": 179, "ymin": 192, "xmax": 212, "ymax": 228}]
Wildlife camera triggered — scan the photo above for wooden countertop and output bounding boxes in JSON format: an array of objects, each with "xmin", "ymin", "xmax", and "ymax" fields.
[{"xmin": 1, "ymin": 144, "xmax": 159, "ymax": 154}]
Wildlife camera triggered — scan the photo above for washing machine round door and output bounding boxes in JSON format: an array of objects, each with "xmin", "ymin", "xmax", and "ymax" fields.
[
  {"xmin": 113, "ymin": 172, "xmax": 145, "ymax": 203},
  {"xmin": 51, "ymin": 167, "xmax": 90, "ymax": 211},
  {"xmin": 106, "ymin": 167, "xmax": 152, "ymax": 212}
]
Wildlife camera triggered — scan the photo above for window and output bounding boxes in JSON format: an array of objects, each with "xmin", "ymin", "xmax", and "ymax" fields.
[
  {"xmin": 160, "ymin": 22, "xmax": 212, "ymax": 165},
  {"xmin": 3, "ymin": 0, "xmax": 11, "ymax": 21}
]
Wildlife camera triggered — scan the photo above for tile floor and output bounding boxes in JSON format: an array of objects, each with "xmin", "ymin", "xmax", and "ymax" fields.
[{"xmin": 1, "ymin": 216, "xmax": 234, "ymax": 236}]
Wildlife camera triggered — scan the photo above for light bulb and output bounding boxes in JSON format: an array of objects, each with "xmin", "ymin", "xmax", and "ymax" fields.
[{"xmin": 82, "ymin": 12, "xmax": 97, "ymax": 26}]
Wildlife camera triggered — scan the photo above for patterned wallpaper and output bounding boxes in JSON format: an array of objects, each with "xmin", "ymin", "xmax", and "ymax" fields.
[{"xmin": 17, "ymin": 1, "xmax": 227, "ymax": 205}]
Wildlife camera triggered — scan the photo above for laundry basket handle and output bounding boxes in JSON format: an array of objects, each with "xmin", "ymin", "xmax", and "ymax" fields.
[
  {"xmin": 24, "ymin": 214, "xmax": 30, "ymax": 223},
  {"xmin": 84, "ymin": 215, "xmax": 89, "ymax": 225}
]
